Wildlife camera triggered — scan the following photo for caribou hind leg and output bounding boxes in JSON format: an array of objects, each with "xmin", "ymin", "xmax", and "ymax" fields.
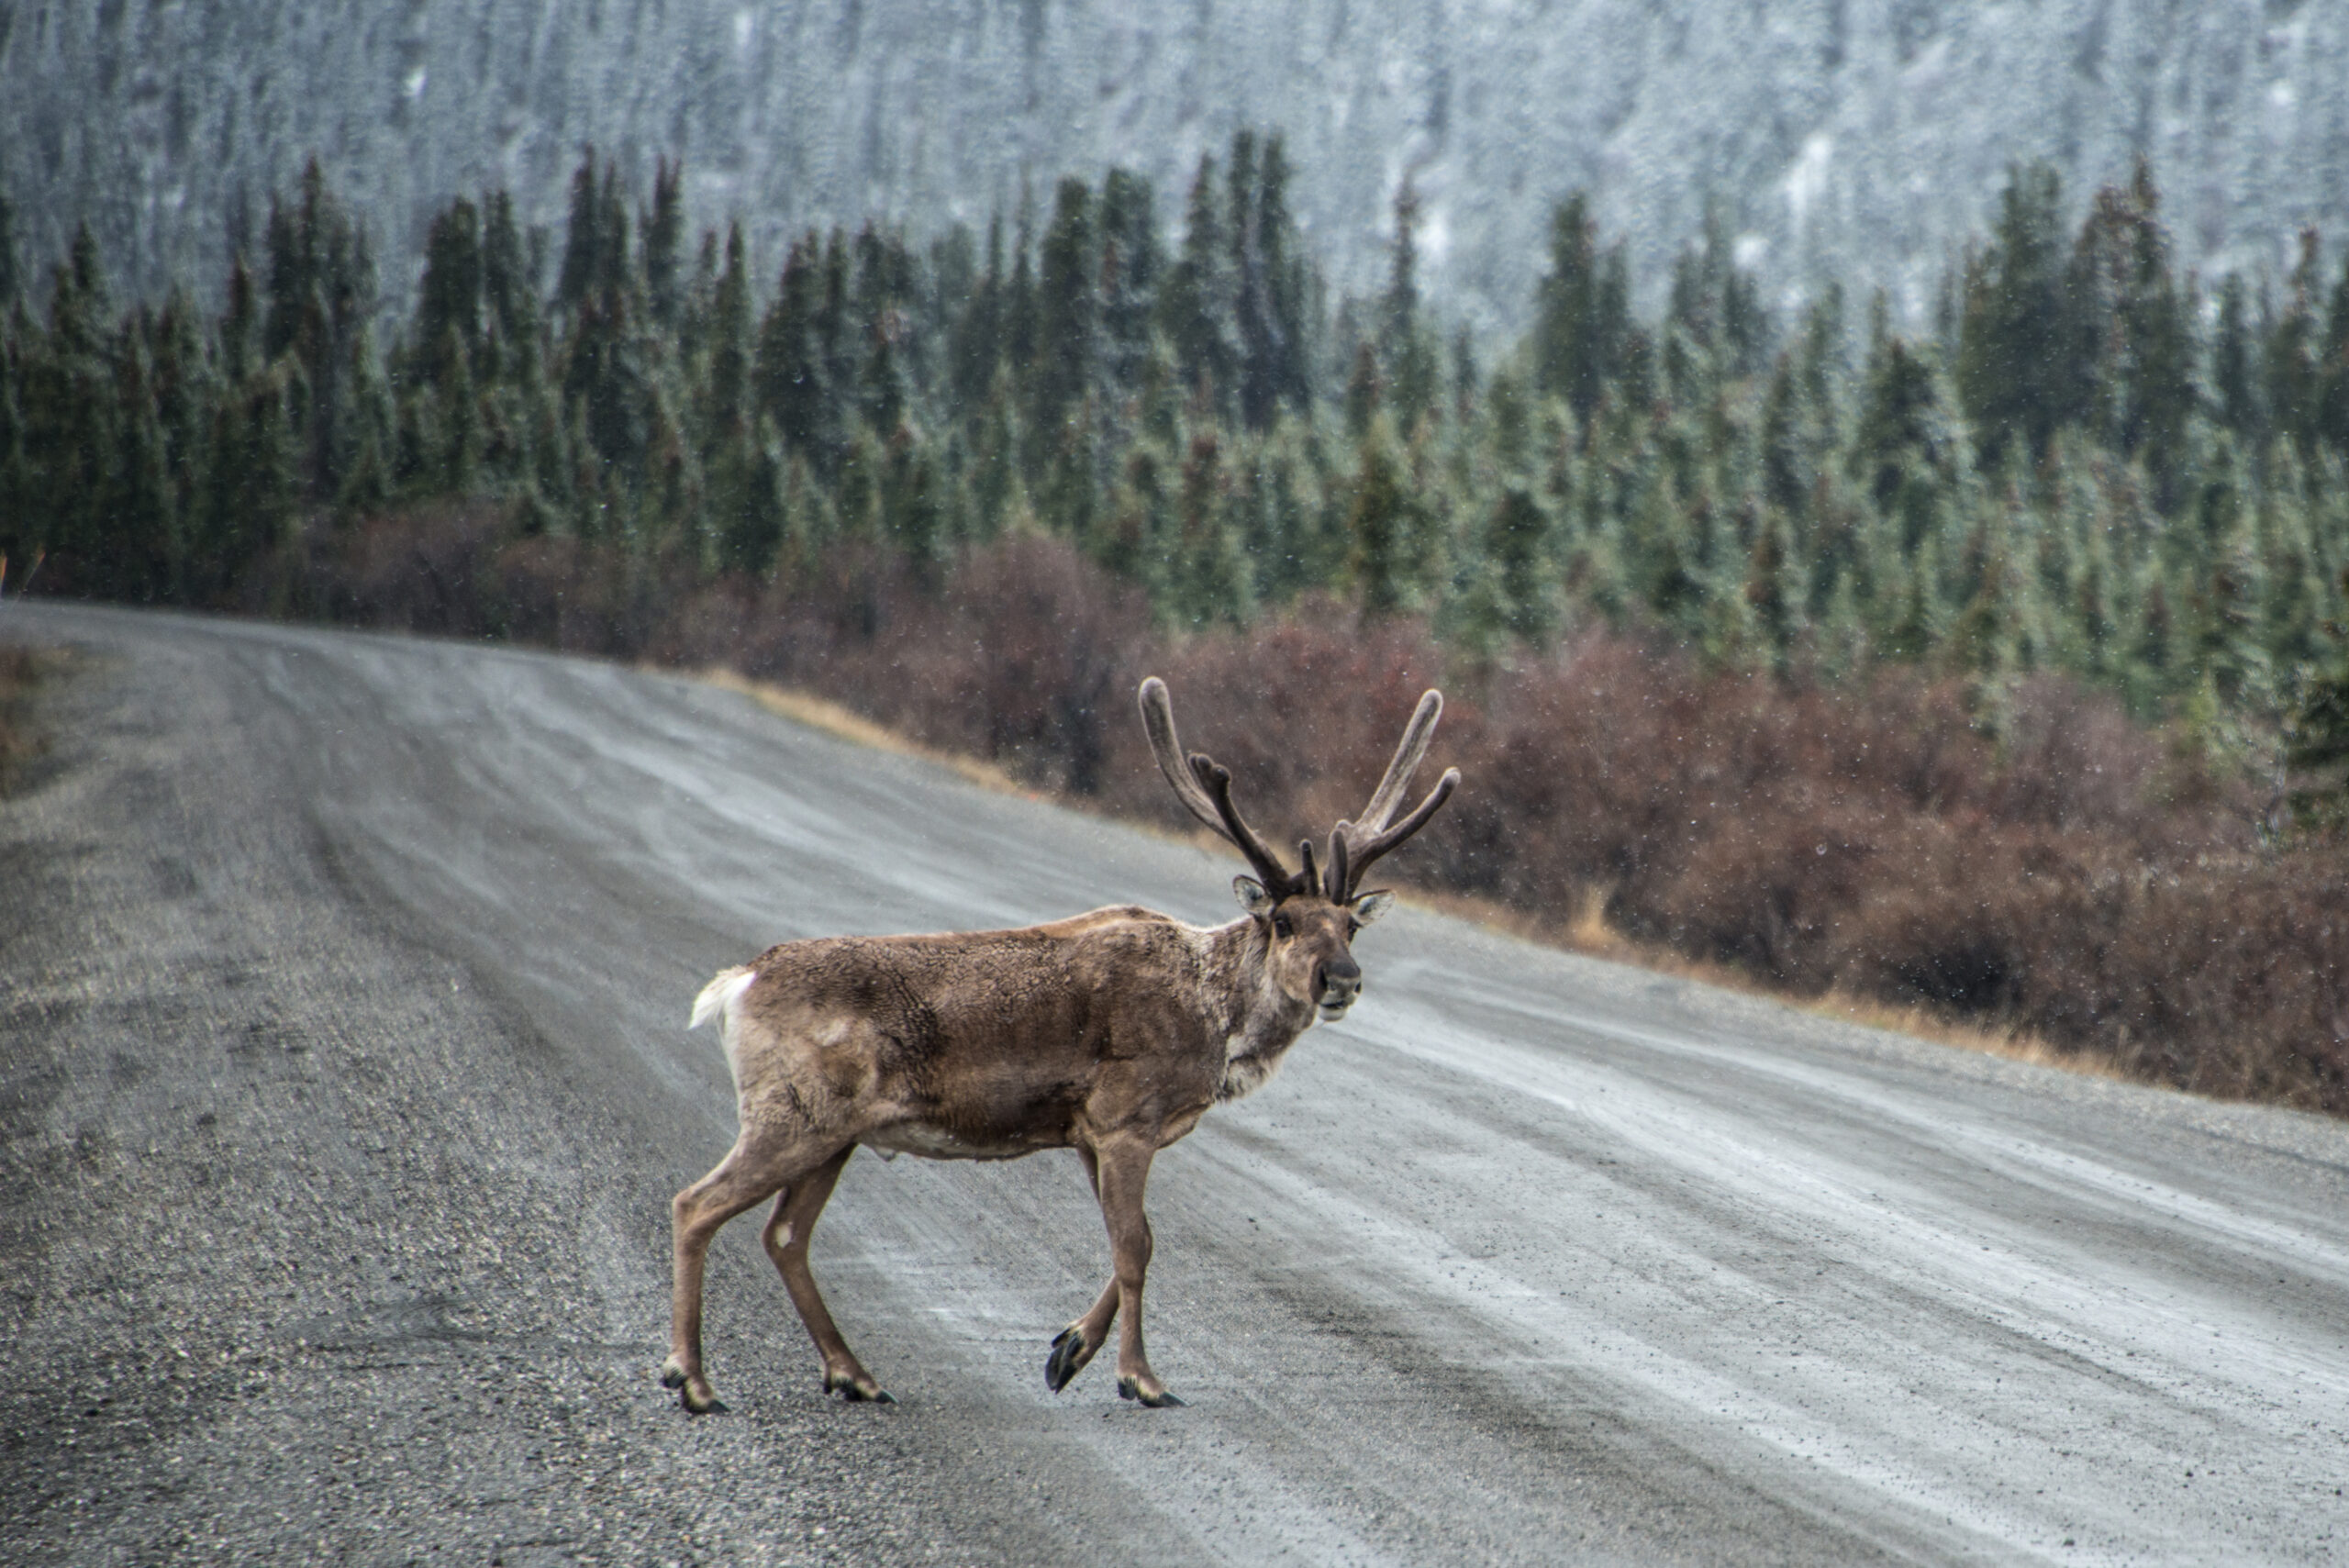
[
  {"xmin": 662, "ymin": 1133, "xmax": 849, "ymax": 1414},
  {"xmin": 757, "ymin": 1145, "xmax": 891, "ymax": 1402}
]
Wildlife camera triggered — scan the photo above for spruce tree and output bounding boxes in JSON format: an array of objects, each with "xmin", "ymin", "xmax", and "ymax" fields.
[
  {"xmin": 1348, "ymin": 418, "xmax": 1414, "ymax": 615},
  {"xmin": 2318, "ymin": 248, "xmax": 2349, "ymax": 455},
  {"xmin": 949, "ymin": 214, "xmax": 1006, "ymax": 410},
  {"xmin": 417, "ymin": 196, "xmax": 484, "ymax": 387},
  {"xmin": 1663, "ymin": 204, "xmax": 1770, "ymax": 378},
  {"xmin": 1532, "ymin": 193, "xmax": 1631, "ymax": 422},
  {"xmin": 1097, "ymin": 170, "xmax": 1161, "ymax": 408},
  {"xmin": 1030, "ymin": 177, "xmax": 1097, "ymax": 440},
  {"xmin": 482, "ymin": 190, "xmax": 540, "ymax": 384},
  {"xmin": 148, "ymin": 289, "xmax": 210, "ymax": 497},
  {"xmin": 1343, "ymin": 340, "xmax": 1382, "ymax": 440},
  {"xmin": 2283, "ymin": 571, "xmax": 2349, "ymax": 834},
  {"xmin": 1849, "ymin": 309, "xmax": 1950, "ymax": 518},
  {"xmin": 107, "ymin": 333, "xmax": 178, "ymax": 602},
  {"xmin": 1955, "ymin": 161, "xmax": 2079, "ymax": 468},
  {"xmin": 858, "ymin": 312, "xmax": 907, "ymax": 439},
  {"xmin": 2210, "ymin": 273, "xmax": 2262, "ymax": 440},
  {"xmin": 563, "ymin": 288, "xmax": 650, "ymax": 484},
  {"xmin": 814, "ymin": 231, "xmax": 855, "ymax": 454},
  {"xmin": 0, "ymin": 314, "xmax": 29, "ymax": 577},
  {"xmin": 1244, "ymin": 133, "xmax": 1313, "ymax": 427},
  {"xmin": 1168, "ymin": 429, "xmax": 1251, "ymax": 627},
  {"xmin": 250, "ymin": 161, "xmax": 374, "ymax": 502},
  {"xmin": 2189, "ymin": 433, "xmax": 2272, "ymax": 714},
  {"xmin": 1158, "ymin": 153, "xmax": 1235, "ymax": 415},
  {"xmin": 1002, "ymin": 190, "xmax": 1039, "ymax": 377},
  {"xmin": 1097, "ymin": 438, "xmax": 1173, "ymax": 598},
  {"xmin": 755, "ymin": 233, "xmax": 830, "ymax": 469},
  {"xmin": 0, "ymin": 183, "xmax": 18, "ymax": 310},
  {"xmin": 2068, "ymin": 162, "xmax": 2195, "ymax": 498},
  {"xmin": 436, "ymin": 328, "xmax": 483, "ymax": 494},
  {"xmin": 339, "ymin": 321, "xmax": 395, "ymax": 517},
  {"xmin": 2266, "ymin": 230, "xmax": 2325, "ymax": 453},
  {"xmin": 555, "ymin": 153, "xmax": 603, "ymax": 311},
  {"xmin": 1486, "ymin": 483, "xmax": 1557, "ymax": 644},
  {"xmin": 643, "ymin": 156, "xmax": 685, "ymax": 328},
  {"xmin": 1377, "ymin": 181, "xmax": 1440, "ymax": 431},
  {"xmin": 1741, "ymin": 504, "xmax": 1803, "ymax": 668},
  {"xmin": 220, "ymin": 254, "xmax": 258, "ymax": 384},
  {"xmin": 702, "ymin": 222, "xmax": 753, "ymax": 450}
]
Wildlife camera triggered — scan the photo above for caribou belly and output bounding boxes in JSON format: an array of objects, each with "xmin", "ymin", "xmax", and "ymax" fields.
[{"xmin": 862, "ymin": 1120, "xmax": 1052, "ymax": 1162}]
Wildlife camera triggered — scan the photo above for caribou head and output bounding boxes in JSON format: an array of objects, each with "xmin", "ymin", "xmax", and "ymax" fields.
[{"xmin": 1139, "ymin": 676, "xmax": 1459, "ymax": 1021}]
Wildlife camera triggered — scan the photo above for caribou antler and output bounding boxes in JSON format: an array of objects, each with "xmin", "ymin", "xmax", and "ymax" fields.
[
  {"xmin": 1324, "ymin": 690, "xmax": 1460, "ymax": 901},
  {"xmin": 1357, "ymin": 690, "xmax": 1444, "ymax": 836},
  {"xmin": 1138, "ymin": 677, "xmax": 1302, "ymax": 895},
  {"xmin": 1141, "ymin": 676, "xmax": 1456, "ymax": 906},
  {"xmin": 1330, "ymin": 770, "xmax": 1458, "ymax": 898}
]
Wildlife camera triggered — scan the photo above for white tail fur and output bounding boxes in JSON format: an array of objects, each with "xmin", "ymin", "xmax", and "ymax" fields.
[{"xmin": 688, "ymin": 966, "xmax": 755, "ymax": 1031}]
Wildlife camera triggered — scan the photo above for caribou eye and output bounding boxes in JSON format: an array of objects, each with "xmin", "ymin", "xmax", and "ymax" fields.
[
  {"xmin": 1271, "ymin": 911, "xmax": 1293, "ymax": 939},
  {"xmin": 1345, "ymin": 917, "xmax": 1361, "ymax": 939}
]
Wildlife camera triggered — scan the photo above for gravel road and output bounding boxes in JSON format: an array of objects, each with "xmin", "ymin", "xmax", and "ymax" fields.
[{"xmin": 4, "ymin": 601, "xmax": 2345, "ymax": 1565}]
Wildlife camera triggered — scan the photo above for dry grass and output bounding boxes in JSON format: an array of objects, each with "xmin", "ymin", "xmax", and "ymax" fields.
[{"xmin": 694, "ymin": 667, "xmax": 1037, "ymax": 797}]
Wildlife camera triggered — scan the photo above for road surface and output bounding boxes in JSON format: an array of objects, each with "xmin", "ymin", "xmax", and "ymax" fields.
[{"xmin": 4, "ymin": 602, "xmax": 2344, "ymax": 1564}]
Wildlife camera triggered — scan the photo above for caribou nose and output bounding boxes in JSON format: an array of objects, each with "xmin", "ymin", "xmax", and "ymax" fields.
[{"xmin": 1318, "ymin": 956, "xmax": 1362, "ymax": 1009}]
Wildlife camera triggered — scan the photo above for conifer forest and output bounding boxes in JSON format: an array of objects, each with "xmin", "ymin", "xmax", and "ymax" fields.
[{"xmin": 2, "ymin": 140, "xmax": 2345, "ymax": 1109}]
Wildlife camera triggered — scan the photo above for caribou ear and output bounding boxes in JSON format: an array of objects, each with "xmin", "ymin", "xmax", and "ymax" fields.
[
  {"xmin": 1234, "ymin": 875, "xmax": 1276, "ymax": 916},
  {"xmin": 1350, "ymin": 890, "xmax": 1397, "ymax": 927}
]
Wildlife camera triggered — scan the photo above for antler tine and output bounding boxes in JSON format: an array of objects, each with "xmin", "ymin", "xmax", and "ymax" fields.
[
  {"xmin": 1323, "ymin": 823, "xmax": 1352, "ymax": 904},
  {"xmin": 1339, "ymin": 768, "xmax": 1460, "ymax": 897},
  {"xmin": 1138, "ymin": 676, "xmax": 1230, "ymax": 838},
  {"xmin": 1188, "ymin": 752, "xmax": 1301, "ymax": 895},
  {"xmin": 1355, "ymin": 690, "xmax": 1444, "ymax": 836},
  {"xmin": 1298, "ymin": 839, "xmax": 1319, "ymax": 894}
]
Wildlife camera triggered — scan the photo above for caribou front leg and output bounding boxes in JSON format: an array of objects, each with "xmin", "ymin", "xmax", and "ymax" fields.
[
  {"xmin": 1094, "ymin": 1134, "xmax": 1182, "ymax": 1407},
  {"xmin": 1047, "ymin": 1146, "xmax": 1122, "ymax": 1393}
]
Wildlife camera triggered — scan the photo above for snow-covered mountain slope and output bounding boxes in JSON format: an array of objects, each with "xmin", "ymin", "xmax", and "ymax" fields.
[{"xmin": 5, "ymin": 0, "xmax": 2344, "ymax": 332}]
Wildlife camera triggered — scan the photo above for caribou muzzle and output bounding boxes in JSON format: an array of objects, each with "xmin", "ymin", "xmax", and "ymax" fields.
[{"xmin": 1315, "ymin": 954, "xmax": 1362, "ymax": 1018}]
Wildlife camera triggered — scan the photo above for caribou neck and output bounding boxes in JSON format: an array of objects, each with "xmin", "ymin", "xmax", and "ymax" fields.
[{"xmin": 1198, "ymin": 917, "xmax": 1319, "ymax": 1101}]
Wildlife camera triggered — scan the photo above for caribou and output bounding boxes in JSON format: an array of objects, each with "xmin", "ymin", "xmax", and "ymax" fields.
[{"xmin": 661, "ymin": 676, "xmax": 1460, "ymax": 1412}]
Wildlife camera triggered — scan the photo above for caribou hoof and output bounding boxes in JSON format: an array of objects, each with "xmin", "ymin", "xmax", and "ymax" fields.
[
  {"xmin": 1045, "ymin": 1327, "xmax": 1092, "ymax": 1394},
  {"xmin": 662, "ymin": 1358, "xmax": 728, "ymax": 1413},
  {"xmin": 1117, "ymin": 1375, "xmax": 1185, "ymax": 1408},
  {"xmin": 824, "ymin": 1372, "xmax": 895, "ymax": 1404}
]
